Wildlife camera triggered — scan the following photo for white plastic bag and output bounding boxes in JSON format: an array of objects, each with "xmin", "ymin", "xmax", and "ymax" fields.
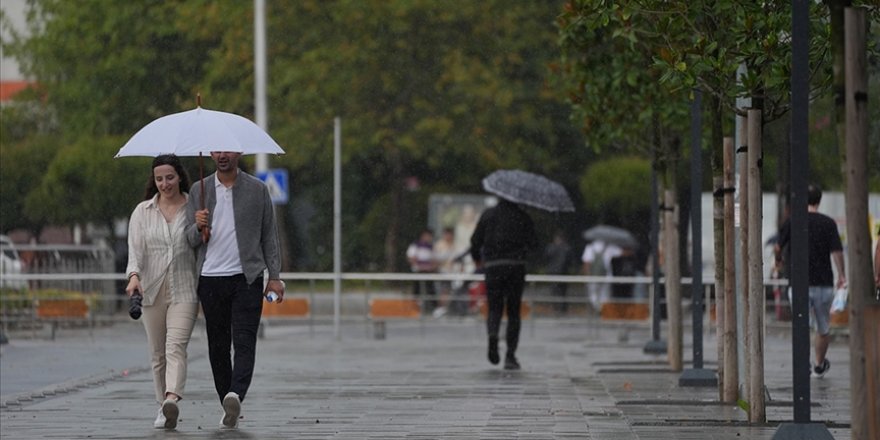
[{"xmin": 830, "ymin": 287, "xmax": 848, "ymax": 313}]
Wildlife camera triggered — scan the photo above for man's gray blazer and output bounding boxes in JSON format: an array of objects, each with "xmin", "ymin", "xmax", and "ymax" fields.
[{"xmin": 185, "ymin": 172, "xmax": 281, "ymax": 285}]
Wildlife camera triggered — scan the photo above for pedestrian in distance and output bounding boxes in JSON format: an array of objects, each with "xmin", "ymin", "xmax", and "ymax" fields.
[
  {"xmin": 433, "ymin": 227, "xmax": 460, "ymax": 317},
  {"xmin": 125, "ymin": 154, "xmax": 199, "ymax": 430},
  {"xmin": 470, "ymin": 199, "xmax": 538, "ymax": 370},
  {"xmin": 406, "ymin": 229, "xmax": 438, "ymax": 314},
  {"xmin": 186, "ymin": 151, "xmax": 284, "ymax": 429},
  {"xmin": 581, "ymin": 238, "xmax": 623, "ymax": 312},
  {"xmin": 544, "ymin": 230, "xmax": 573, "ymax": 315},
  {"xmin": 776, "ymin": 184, "xmax": 845, "ymax": 378}
]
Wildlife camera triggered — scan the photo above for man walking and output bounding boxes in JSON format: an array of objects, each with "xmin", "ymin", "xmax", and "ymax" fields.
[
  {"xmin": 186, "ymin": 151, "xmax": 284, "ymax": 429},
  {"xmin": 470, "ymin": 199, "xmax": 538, "ymax": 370},
  {"xmin": 776, "ymin": 184, "xmax": 845, "ymax": 377}
]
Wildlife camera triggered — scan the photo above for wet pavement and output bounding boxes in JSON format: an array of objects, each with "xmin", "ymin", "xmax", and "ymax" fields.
[{"xmin": 0, "ymin": 317, "xmax": 852, "ymax": 439}]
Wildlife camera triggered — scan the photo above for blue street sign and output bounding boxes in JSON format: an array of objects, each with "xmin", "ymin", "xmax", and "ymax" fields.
[{"xmin": 256, "ymin": 169, "xmax": 289, "ymax": 204}]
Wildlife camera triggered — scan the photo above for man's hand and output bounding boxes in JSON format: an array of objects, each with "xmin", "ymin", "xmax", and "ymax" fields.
[
  {"xmin": 195, "ymin": 209, "xmax": 210, "ymax": 231},
  {"xmin": 264, "ymin": 279, "xmax": 285, "ymax": 303},
  {"xmin": 195, "ymin": 209, "xmax": 211, "ymax": 243}
]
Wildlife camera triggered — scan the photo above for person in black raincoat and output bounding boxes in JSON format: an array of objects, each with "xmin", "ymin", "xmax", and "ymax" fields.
[{"xmin": 470, "ymin": 199, "xmax": 538, "ymax": 370}]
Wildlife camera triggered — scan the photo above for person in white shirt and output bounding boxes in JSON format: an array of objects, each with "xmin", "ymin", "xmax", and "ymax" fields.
[
  {"xmin": 125, "ymin": 155, "xmax": 199, "ymax": 430},
  {"xmin": 582, "ymin": 239, "xmax": 623, "ymax": 310},
  {"xmin": 187, "ymin": 151, "xmax": 283, "ymax": 430}
]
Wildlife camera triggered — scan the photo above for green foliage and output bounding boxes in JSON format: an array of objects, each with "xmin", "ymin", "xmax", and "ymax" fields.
[
  {"xmin": 557, "ymin": 0, "xmax": 880, "ymax": 198},
  {"xmin": 1, "ymin": 0, "xmax": 216, "ymax": 136},
  {"xmin": 0, "ymin": 135, "xmax": 59, "ymax": 233},
  {"xmin": 24, "ymin": 137, "xmax": 148, "ymax": 227},
  {"xmin": 1, "ymin": 0, "xmax": 588, "ymax": 271},
  {"xmin": 556, "ymin": 0, "xmax": 690, "ymax": 155},
  {"xmin": 579, "ymin": 157, "xmax": 651, "ymax": 224}
]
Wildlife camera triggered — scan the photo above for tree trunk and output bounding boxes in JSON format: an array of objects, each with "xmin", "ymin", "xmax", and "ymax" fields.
[
  {"xmin": 843, "ymin": 8, "xmax": 873, "ymax": 439},
  {"xmin": 384, "ymin": 150, "xmax": 404, "ymax": 272},
  {"xmin": 737, "ymin": 114, "xmax": 750, "ymax": 404},
  {"xmin": 710, "ymin": 96, "xmax": 726, "ymax": 400},
  {"xmin": 747, "ymin": 109, "xmax": 765, "ymax": 423},
  {"xmin": 722, "ymin": 137, "xmax": 738, "ymax": 403},
  {"xmin": 664, "ymin": 186, "xmax": 682, "ymax": 372},
  {"xmin": 825, "ymin": 0, "xmax": 851, "ymax": 186}
]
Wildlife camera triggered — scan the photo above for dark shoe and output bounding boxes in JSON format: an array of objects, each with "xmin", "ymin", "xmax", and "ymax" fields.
[
  {"xmin": 487, "ymin": 337, "xmax": 499, "ymax": 365},
  {"xmin": 503, "ymin": 354, "xmax": 520, "ymax": 370},
  {"xmin": 812, "ymin": 359, "xmax": 830, "ymax": 378}
]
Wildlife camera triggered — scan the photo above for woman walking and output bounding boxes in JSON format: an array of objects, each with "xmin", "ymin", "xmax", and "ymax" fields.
[{"xmin": 125, "ymin": 154, "xmax": 199, "ymax": 430}]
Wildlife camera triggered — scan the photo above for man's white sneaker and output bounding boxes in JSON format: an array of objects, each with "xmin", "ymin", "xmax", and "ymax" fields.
[
  {"xmin": 220, "ymin": 392, "xmax": 241, "ymax": 429},
  {"xmin": 153, "ymin": 407, "xmax": 167, "ymax": 429},
  {"xmin": 161, "ymin": 398, "xmax": 179, "ymax": 430}
]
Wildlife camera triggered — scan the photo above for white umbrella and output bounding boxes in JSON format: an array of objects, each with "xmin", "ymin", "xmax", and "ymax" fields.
[
  {"xmin": 482, "ymin": 169, "xmax": 575, "ymax": 212},
  {"xmin": 116, "ymin": 102, "xmax": 285, "ymax": 243},
  {"xmin": 582, "ymin": 224, "xmax": 638, "ymax": 249},
  {"xmin": 115, "ymin": 106, "xmax": 285, "ymax": 158}
]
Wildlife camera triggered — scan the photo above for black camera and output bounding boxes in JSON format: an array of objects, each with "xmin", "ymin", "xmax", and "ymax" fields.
[{"xmin": 129, "ymin": 291, "xmax": 143, "ymax": 320}]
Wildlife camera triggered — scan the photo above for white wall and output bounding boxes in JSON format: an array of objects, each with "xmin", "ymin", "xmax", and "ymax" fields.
[
  {"xmin": 697, "ymin": 191, "xmax": 880, "ymax": 279},
  {"xmin": 0, "ymin": 0, "xmax": 28, "ymax": 81}
]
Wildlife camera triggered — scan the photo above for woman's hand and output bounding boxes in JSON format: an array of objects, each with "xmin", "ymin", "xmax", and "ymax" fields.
[{"xmin": 125, "ymin": 275, "xmax": 142, "ymax": 297}]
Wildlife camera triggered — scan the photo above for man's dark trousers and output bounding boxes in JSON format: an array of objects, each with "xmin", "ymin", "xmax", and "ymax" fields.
[
  {"xmin": 485, "ymin": 264, "xmax": 525, "ymax": 356},
  {"xmin": 198, "ymin": 274, "xmax": 263, "ymax": 402}
]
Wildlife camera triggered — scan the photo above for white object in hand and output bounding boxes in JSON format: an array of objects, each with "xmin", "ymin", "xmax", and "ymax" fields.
[{"xmin": 266, "ymin": 292, "xmax": 279, "ymax": 303}]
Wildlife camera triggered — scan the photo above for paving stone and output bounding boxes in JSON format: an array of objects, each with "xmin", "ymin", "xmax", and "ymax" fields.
[{"xmin": 0, "ymin": 320, "xmax": 852, "ymax": 438}]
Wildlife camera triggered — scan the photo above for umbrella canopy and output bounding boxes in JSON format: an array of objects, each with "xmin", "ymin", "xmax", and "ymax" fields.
[
  {"xmin": 582, "ymin": 225, "xmax": 638, "ymax": 249},
  {"xmin": 115, "ymin": 105, "xmax": 285, "ymax": 245},
  {"xmin": 482, "ymin": 169, "xmax": 574, "ymax": 212},
  {"xmin": 115, "ymin": 106, "xmax": 285, "ymax": 158}
]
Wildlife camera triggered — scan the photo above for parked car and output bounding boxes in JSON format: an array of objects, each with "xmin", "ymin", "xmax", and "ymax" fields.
[{"xmin": 0, "ymin": 235, "xmax": 27, "ymax": 290}]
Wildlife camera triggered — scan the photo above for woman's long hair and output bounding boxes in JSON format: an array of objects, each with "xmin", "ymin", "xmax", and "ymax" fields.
[{"xmin": 143, "ymin": 154, "xmax": 191, "ymax": 200}]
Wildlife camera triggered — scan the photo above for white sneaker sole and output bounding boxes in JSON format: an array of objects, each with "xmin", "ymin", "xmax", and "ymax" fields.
[
  {"xmin": 221, "ymin": 394, "xmax": 240, "ymax": 429},
  {"xmin": 161, "ymin": 399, "xmax": 179, "ymax": 430}
]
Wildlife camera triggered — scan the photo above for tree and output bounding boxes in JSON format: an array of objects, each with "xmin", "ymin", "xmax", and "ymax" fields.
[
  {"xmin": 0, "ymin": 135, "xmax": 59, "ymax": 236},
  {"xmin": 1, "ymin": 0, "xmax": 216, "ymax": 137},
  {"xmin": 179, "ymin": 0, "xmax": 587, "ymax": 271},
  {"xmin": 2, "ymin": 0, "xmax": 588, "ymax": 270},
  {"xmin": 23, "ymin": 137, "xmax": 147, "ymax": 231}
]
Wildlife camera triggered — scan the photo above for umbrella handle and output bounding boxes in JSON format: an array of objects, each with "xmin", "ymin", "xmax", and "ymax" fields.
[{"xmin": 199, "ymin": 153, "xmax": 210, "ymax": 243}]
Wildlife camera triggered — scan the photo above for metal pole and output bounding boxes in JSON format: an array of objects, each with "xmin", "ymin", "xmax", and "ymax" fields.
[
  {"xmin": 789, "ymin": 0, "xmax": 811, "ymax": 425},
  {"xmin": 680, "ymin": 89, "xmax": 716, "ymax": 387},
  {"xmin": 333, "ymin": 117, "xmax": 342, "ymax": 340},
  {"xmin": 772, "ymin": 1, "xmax": 833, "ymax": 438},
  {"xmin": 254, "ymin": 0, "xmax": 268, "ymax": 173},
  {"xmin": 691, "ymin": 89, "xmax": 703, "ymax": 369}
]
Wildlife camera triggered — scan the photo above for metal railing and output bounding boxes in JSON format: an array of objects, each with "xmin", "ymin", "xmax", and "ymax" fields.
[{"xmin": 1, "ymin": 271, "xmax": 793, "ymax": 337}]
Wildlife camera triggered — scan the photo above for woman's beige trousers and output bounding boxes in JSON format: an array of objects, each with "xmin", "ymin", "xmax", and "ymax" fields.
[{"xmin": 142, "ymin": 279, "xmax": 198, "ymax": 402}]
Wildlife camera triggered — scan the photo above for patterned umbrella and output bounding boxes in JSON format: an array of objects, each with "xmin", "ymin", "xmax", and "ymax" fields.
[{"xmin": 482, "ymin": 170, "xmax": 575, "ymax": 212}]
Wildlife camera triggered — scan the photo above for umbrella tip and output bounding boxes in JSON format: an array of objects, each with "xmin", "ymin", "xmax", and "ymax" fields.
[{"xmin": 196, "ymin": 93, "xmax": 201, "ymax": 107}]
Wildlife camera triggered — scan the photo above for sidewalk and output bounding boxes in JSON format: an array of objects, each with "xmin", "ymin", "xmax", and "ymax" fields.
[{"xmin": 0, "ymin": 318, "xmax": 852, "ymax": 439}]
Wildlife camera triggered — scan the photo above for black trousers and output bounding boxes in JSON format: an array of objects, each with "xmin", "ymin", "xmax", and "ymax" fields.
[
  {"xmin": 198, "ymin": 274, "xmax": 263, "ymax": 402},
  {"xmin": 485, "ymin": 264, "xmax": 525, "ymax": 356}
]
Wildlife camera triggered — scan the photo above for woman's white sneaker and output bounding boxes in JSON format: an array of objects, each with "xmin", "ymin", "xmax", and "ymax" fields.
[
  {"xmin": 153, "ymin": 407, "xmax": 167, "ymax": 429},
  {"xmin": 161, "ymin": 398, "xmax": 179, "ymax": 430}
]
